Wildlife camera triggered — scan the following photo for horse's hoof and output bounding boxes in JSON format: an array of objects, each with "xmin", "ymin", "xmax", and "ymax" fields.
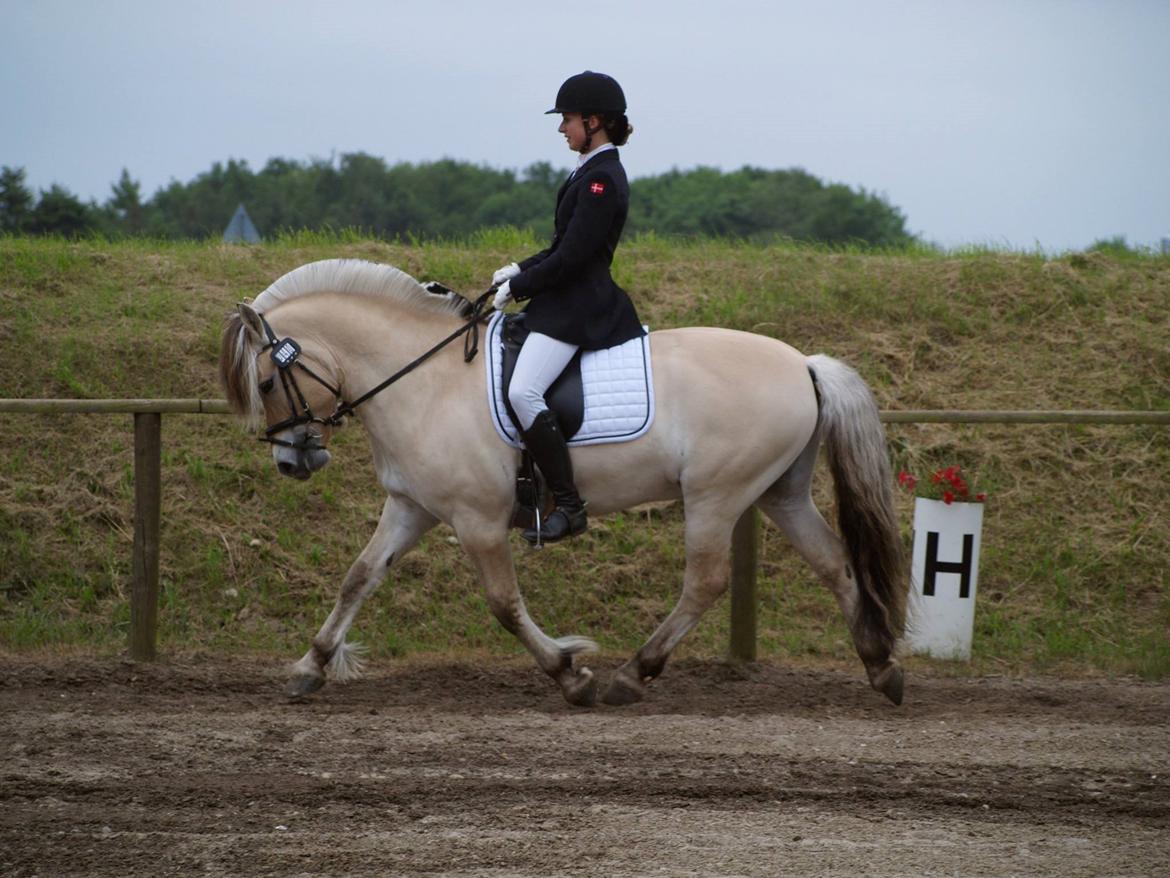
[
  {"xmin": 869, "ymin": 662, "xmax": 904, "ymax": 706},
  {"xmin": 561, "ymin": 669, "xmax": 598, "ymax": 707},
  {"xmin": 601, "ymin": 671, "xmax": 645, "ymax": 706},
  {"xmin": 285, "ymin": 673, "xmax": 325, "ymax": 700}
]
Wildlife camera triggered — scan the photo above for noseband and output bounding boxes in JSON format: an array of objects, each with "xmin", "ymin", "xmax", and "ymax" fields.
[{"xmin": 254, "ymin": 291, "xmax": 493, "ymax": 452}]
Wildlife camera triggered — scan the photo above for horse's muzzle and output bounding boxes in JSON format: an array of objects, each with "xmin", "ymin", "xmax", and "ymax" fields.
[{"xmin": 274, "ymin": 445, "xmax": 332, "ymax": 480}]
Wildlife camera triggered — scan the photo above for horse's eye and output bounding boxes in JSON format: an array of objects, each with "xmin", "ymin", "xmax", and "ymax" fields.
[{"xmin": 259, "ymin": 377, "xmax": 274, "ymax": 394}]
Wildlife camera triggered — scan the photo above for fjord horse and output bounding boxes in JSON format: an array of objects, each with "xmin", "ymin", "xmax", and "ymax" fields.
[{"xmin": 219, "ymin": 259, "xmax": 907, "ymax": 706}]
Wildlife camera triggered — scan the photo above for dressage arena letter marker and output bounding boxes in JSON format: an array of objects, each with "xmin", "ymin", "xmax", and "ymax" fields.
[
  {"xmin": 907, "ymin": 498, "xmax": 984, "ymax": 660},
  {"xmin": 922, "ymin": 531, "xmax": 975, "ymax": 598}
]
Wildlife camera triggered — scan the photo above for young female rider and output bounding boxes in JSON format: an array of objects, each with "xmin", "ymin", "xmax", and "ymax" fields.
[{"xmin": 491, "ymin": 70, "xmax": 645, "ymax": 544}]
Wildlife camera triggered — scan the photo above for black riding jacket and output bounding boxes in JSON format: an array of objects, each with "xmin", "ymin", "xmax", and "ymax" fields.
[{"xmin": 509, "ymin": 149, "xmax": 645, "ymax": 350}]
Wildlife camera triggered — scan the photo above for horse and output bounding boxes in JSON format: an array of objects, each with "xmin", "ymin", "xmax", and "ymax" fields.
[{"xmin": 218, "ymin": 259, "xmax": 908, "ymax": 707}]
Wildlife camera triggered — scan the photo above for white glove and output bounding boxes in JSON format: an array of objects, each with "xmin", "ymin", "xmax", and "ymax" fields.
[
  {"xmin": 492, "ymin": 262, "xmax": 521, "ymax": 286},
  {"xmin": 493, "ymin": 280, "xmax": 512, "ymax": 311}
]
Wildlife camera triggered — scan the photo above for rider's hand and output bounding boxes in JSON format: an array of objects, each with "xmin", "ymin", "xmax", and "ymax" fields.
[
  {"xmin": 492, "ymin": 280, "xmax": 513, "ymax": 311},
  {"xmin": 492, "ymin": 262, "xmax": 521, "ymax": 286}
]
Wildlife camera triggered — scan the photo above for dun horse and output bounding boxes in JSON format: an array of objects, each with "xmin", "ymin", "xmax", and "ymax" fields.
[{"xmin": 219, "ymin": 259, "xmax": 907, "ymax": 706}]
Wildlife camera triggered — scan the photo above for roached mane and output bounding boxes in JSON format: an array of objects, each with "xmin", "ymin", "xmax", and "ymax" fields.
[
  {"xmin": 218, "ymin": 259, "xmax": 465, "ymax": 428},
  {"xmin": 250, "ymin": 259, "xmax": 468, "ymax": 317}
]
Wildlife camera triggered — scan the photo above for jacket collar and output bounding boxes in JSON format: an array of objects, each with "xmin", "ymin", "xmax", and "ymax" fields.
[
  {"xmin": 557, "ymin": 148, "xmax": 620, "ymax": 204},
  {"xmin": 574, "ymin": 142, "xmax": 617, "ymax": 171},
  {"xmin": 576, "ymin": 147, "xmax": 620, "ymax": 173}
]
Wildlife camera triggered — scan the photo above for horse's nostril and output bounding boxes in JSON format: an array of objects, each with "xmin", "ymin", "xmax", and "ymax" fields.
[{"xmin": 277, "ymin": 459, "xmax": 312, "ymax": 480}]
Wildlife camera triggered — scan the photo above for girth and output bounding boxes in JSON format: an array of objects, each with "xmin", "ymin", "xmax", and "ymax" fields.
[{"xmin": 499, "ymin": 313, "xmax": 585, "ymax": 439}]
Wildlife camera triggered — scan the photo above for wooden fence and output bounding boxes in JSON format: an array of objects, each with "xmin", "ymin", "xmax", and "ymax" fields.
[{"xmin": 3, "ymin": 399, "xmax": 1168, "ymax": 662}]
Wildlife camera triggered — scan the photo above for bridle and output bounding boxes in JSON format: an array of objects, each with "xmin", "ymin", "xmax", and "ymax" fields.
[
  {"xmin": 255, "ymin": 314, "xmax": 344, "ymax": 451},
  {"xmin": 255, "ymin": 290, "xmax": 494, "ymax": 452}
]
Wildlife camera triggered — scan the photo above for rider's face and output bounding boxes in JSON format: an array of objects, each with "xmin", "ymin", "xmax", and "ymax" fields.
[{"xmin": 558, "ymin": 113, "xmax": 593, "ymax": 152}]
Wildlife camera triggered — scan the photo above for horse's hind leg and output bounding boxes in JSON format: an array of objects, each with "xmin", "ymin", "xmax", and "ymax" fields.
[
  {"xmin": 286, "ymin": 493, "xmax": 437, "ymax": 699},
  {"xmin": 755, "ymin": 456, "xmax": 904, "ymax": 704},
  {"xmin": 603, "ymin": 501, "xmax": 736, "ymax": 706}
]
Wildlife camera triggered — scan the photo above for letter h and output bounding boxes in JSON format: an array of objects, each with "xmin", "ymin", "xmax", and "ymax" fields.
[{"xmin": 922, "ymin": 531, "xmax": 975, "ymax": 599}]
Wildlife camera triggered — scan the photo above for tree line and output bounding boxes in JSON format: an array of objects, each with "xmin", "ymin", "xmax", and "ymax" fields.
[{"xmin": 0, "ymin": 155, "xmax": 913, "ymax": 247}]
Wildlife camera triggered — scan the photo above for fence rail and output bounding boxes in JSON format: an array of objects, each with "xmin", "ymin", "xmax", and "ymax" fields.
[
  {"xmin": 3, "ymin": 398, "xmax": 1168, "ymax": 662},
  {"xmin": 0, "ymin": 399, "xmax": 231, "ymax": 414},
  {"xmin": 4, "ymin": 399, "xmax": 1169, "ymax": 424}
]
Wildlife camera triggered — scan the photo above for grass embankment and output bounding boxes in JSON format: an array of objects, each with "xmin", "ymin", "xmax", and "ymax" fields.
[{"xmin": 1, "ymin": 232, "xmax": 1167, "ymax": 677}]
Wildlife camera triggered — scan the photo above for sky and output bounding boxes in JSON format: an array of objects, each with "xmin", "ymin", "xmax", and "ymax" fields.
[{"xmin": 3, "ymin": 0, "xmax": 1168, "ymax": 252}]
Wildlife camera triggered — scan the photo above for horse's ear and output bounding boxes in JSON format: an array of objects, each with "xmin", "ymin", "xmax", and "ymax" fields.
[{"xmin": 237, "ymin": 303, "xmax": 266, "ymax": 344}]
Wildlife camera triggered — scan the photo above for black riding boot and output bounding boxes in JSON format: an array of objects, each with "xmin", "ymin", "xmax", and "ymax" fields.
[{"xmin": 520, "ymin": 410, "xmax": 587, "ymax": 544}]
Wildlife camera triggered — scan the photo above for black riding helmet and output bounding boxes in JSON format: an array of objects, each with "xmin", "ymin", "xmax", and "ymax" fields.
[{"xmin": 546, "ymin": 71, "xmax": 626, "ymax": 115}]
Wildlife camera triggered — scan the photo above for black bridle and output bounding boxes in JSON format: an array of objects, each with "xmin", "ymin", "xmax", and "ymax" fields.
[{"xmin": 256, "ymin": 290, "xmax": 494, "ymax": 451}]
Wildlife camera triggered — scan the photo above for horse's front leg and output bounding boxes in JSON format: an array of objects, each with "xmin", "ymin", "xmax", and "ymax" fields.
[
  {"xmin": 286, "ymin": 493, "xmax": 437, "ymax": 699},
  {"xmin": 456, "ymin": 519, "xmax": 598, "ymax": 707}
]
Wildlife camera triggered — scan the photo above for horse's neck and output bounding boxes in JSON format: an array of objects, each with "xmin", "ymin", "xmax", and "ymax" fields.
[
  {"xmin": 300, "ymin": 293, "xmax": 471, "ymax": 416},
  {"xmin": 279, "ymin": 293, "xmax": 459, "ymax": 376},
  {"xmin": 309, "ymin": 295, "xmax": 487, "ymax": 493}
]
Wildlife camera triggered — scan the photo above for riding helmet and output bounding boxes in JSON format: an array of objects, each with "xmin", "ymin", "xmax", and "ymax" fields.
[{"xmin": 546, "ymin": 71, "xmax": 626, "ymax": 115}]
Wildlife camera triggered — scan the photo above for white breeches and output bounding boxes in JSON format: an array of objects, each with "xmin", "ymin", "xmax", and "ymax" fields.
[{"xmin": 508, "ymin": 332, "xmax": 580, "ymax": 431}]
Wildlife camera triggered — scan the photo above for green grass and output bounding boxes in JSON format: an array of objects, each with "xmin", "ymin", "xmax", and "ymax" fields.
[{"xmin": 1, "ymin": 234, "xmax": 1168, "ymax": 678}]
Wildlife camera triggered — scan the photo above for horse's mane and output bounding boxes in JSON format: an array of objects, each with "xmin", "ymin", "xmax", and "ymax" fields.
[
  {"xmin": 252, "ymin": 259, "xmax": 469, "ymax": 318},
  {"xmin": 219, "ymin": 259, "xmax": 470, "ymax": 427}
]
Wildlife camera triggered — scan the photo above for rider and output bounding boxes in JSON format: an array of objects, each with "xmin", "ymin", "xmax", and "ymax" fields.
[{"xmin": 492, "ymin": 70, "xmax": 645, "ymax": 544}]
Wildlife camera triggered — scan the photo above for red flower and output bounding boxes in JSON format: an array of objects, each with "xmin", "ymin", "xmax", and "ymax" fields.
[{"xmin": 901, "ymin": 465, "xmax": 987, "ymax": 503}]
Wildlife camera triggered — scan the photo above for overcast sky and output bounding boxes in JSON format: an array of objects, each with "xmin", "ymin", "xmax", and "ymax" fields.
[{"xmin": 4, "ymin": 0, "xmax": 1168, "ymax": 251}]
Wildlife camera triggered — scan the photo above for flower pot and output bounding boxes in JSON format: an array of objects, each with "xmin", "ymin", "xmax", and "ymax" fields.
[{"xmin": 906, "ymin": 497, "xmax": 984, "ymax": 660}]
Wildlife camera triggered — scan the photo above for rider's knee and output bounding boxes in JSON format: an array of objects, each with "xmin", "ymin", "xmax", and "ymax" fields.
[{"xmin": 508, "ymin": 383, "xmax": 542, "ymax": 430}]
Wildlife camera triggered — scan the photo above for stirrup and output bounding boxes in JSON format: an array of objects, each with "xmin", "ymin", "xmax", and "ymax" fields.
[{"xmin": 522, "ymin": 505, "xmax": 587, "ymax": 547}]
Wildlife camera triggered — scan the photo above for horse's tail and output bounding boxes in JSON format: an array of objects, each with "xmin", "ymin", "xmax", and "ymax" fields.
[{"xmin": 806, "ymin": 354, "xmax": 907, "ymax": 659}]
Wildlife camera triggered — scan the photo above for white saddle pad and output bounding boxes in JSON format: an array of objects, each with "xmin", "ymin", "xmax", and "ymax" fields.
[{"xmin": 485, "ymin": 311, "xmax": 655, "ymax": 448}]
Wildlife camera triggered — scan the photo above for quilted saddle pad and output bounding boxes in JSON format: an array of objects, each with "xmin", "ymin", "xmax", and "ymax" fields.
[{"xmin": 484, "ymin": 311, "xmax": 655, "ymax": 448}]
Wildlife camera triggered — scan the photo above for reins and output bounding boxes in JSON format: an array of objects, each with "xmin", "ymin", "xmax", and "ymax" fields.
[
  {"xmin": 256, "ymin": 289, "xmax": 495, "ymax": 448},
  {"xmin": 327, "ymin": 289, "xmax": 494, "ymax": 424}
]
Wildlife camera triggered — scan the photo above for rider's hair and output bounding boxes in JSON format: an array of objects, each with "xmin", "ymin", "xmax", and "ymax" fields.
[
  {"xmin": 582, "ymin": 111, "xmax": 633, "ymax": 148},
  {"xmin": 600, "ymin": 112, "xmax": 632, "ymax": 147}
]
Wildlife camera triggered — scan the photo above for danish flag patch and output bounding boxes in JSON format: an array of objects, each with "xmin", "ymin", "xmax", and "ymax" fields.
[{"xmin": 589, "ymin": 181, "xmax": 606, "ymax": 195}]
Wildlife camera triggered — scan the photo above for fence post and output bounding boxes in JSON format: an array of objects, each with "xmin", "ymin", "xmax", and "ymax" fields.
[
  {"xmin": 130, "ymin": 412, "xmax": 161, "ymax": 661},
  {"xmin": 728, "ymin": 508, "xmax": 759, "ymax": 662}
]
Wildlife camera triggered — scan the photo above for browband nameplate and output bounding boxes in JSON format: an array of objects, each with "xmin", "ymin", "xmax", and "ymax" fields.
[{"xmin": 270, "ymin": 338, "xmax": 301, "ymax": 369}]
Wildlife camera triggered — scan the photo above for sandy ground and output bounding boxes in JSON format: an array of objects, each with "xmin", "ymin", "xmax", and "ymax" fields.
[{"xmin": 1, "ymin": 654, "xmax": 1167, "ymax": 877}]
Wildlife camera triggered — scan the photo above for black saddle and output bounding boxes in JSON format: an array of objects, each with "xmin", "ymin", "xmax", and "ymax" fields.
[{"xmin": 499, "ymin": 313, "xmax": 585, "ymax": 439}]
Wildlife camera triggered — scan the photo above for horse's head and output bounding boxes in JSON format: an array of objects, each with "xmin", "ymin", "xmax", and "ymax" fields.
[{"xmin": 219, "ymin": 302, "xmax": 342, "ymax": 480}]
